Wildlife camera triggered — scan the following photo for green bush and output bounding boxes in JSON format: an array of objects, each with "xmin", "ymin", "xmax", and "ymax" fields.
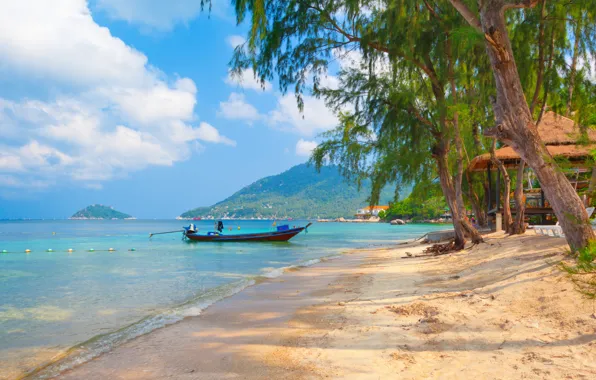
[{"xmin": 560, "ymin": 240, "xmax": 596, "ymax": 299}]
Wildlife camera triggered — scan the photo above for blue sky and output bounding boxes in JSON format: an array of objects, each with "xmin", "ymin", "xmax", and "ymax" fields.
[{"xmin": 0, "ymin": 0, "xmax": 346, "ymax": 219}]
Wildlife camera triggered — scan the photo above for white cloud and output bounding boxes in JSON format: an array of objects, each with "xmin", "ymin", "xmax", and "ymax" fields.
[
  {"xmin": 295, "ymin": 139, "xmax": 317, "ymax": 157},
  {"xmin": 318, "ymin": 75, "xmax": 340, "ymax": 90},
  {"xmin": 333, "ymin": 48, "xmax": 390, "ymax": 76},
  {"xmin": 95, "ymin": 0, "xmax": 225, "ymax": 31},
  {"xmin": 104, "ymin": 78, "xmax": 197, "ymax": 125},
  {"xmin": 0, "ymin": 0, "xmax": 149, "ymax": 88},
  {"xmin": 0, "ymin": 175, "xmax": 51, "ymax": 189},
  {"xmin": 0, "ymin": 154, "xmax": 23, "ymax": 172},
  {"xmin": 217, "ymin": 89, "xmax": 339, "ymax": 136},
  {"xmin": 226, "ymin": 35, "xmax": 246, "ymax": 48},
  {"xmin": 268, "ymin": 93, "xmax": 338, "ymax": 136},
  {"xmin": 224, "ymin": 68, "xmax": 272, "ymax": 92},
  {"xmin": 218, "ymin": 93, "xmax": 262, "ymax": 122},
  {"xmin": 194, "ymin": 122, "xmax": 236, "ymax": 146},
  {"xmin": 0, "ymin": 0, "xmax": 234, "ymax": 190}
]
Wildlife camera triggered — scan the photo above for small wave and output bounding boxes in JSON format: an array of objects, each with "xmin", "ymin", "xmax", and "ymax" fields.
[
  {"xmin": 29, "ymin": 278, "xmax": 255, "ymax": 379},
  {"xmin": 29, "ymin": 252, "xmax": 345, "ymax": 379},
  {"xmin": 260, "ymin": 254, "xmax": 344, "ymax": 279},
  {"xmin": 261, "ymin": 267, "xmax": 286, "ymax": 278}
]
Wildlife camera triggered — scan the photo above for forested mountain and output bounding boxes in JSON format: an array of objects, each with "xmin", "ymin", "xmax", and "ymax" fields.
[{"xmin": 180, "ymin": 164, "xmax": 401, "ymax": 219}]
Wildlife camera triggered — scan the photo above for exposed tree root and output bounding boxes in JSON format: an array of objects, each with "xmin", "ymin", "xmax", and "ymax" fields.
[
  {"xmin": 401, "ymin": 240, "xmax": 460, "ymax": 259},
  {"xmin": 423, "ymin": 240, "xmax": 459, "ymax": 255}
]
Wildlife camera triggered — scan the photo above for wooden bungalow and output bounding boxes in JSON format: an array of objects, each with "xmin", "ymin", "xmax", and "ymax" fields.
[{"xmin": 468, "ymin": 111, "xmax": 596, "ymax": 229}]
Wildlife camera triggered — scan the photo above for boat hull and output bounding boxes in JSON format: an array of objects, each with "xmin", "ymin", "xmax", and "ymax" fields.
[{"xmin": 184, "ymin": 224, "xmax": 311, "ymax": 242}]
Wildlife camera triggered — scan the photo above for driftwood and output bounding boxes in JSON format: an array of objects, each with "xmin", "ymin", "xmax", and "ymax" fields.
[
  {"xmin": 423, "ymin": 240, "xmax": 457, "ymax": 255},
  {"xmin": 401, "ymin": 240, "xmax": 458, "ymax": 259}
]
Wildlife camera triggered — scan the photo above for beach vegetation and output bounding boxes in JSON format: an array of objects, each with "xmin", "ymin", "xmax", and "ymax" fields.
[{"xmin": 560, "ymin": 240, "xmax": 596, "ymax": 299}]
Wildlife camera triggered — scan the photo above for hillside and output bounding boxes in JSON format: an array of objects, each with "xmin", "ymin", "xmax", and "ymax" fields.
[
  {"xmin": 70, "ymin": 204, "xmax": 133, "ymax": 220},
  {"xmin": 180, "ymin": 164, "xmax": 401, "ymax": 219}
]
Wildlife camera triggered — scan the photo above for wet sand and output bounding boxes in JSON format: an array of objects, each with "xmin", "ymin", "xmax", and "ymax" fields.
[{"xmin": 57, "ymin": 232, "xmax": 596, "ymax": 379}]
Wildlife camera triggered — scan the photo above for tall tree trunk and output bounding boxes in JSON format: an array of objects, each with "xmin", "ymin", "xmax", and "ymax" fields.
[
  {"xmin": 467, "ymin": 170, "xmax": 488, "ymax": 227},
  {"xmin": 448, "ymin": 47, "xmax": 484, "ymax": 244},
  {"xmin": 453, "ymin": 115, "xmax": 484, "ymax": 243},
  {"xmin": 537, "ymin": 22, "xmax": 556, "ymax": 123},
  {"xmin": 470, "ymin": 122, "xmax": 489, "ymax": 227},
  {"xmin": 512, "ymin": 160, "xmax": 526, "ymax": 234},
  {"xmin": 478, "ymin": 0, "xmax": 594, "ymax": 251},
  {"xmin": 514, "ymin": 0, "xmax": 546, "ymax": 235},
  {"xmin": 510, "ymin": 159, "xmax": 527, "ymax": 233},
  {"xmin": 454, "ymin": 136, "xmax": 484, "ymax": 243},
  {"xmin": 434, "ymin": 144, "xmax": 466, "ymax": 250},
  {"xmin": 566, "ymin": 17, "xmax": 582, "ymax": 117},
  {"xmin": 529, "ymin": 0, "xmax": 547, "ymax": 115},
  {"xmin": 490, "ymin": 140, "xmax": 512, "ymax": 233}
]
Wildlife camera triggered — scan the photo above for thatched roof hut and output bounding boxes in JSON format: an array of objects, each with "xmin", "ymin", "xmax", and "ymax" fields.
[{"xmin": 469, "ymin": 112, "xmax": 596, "ymax": 171}]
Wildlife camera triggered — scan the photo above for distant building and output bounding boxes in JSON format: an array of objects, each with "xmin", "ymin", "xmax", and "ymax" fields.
[
  {"xmin": 355, "ymin": 205, "xmax": 389, "ymax": 219},
  {"xmin": 440, "ymin": 212, "xmax": 452, "ymax": 221}
]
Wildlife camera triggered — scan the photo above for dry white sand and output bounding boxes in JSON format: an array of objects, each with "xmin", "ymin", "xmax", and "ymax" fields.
[{"xmin": 55, "ymin": 232, "xmax": 596, "ymax": 379}]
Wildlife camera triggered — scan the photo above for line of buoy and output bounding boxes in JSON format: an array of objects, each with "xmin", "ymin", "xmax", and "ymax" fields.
[{"xmin": 0, "ymin": 248, "xmax": 138, "ymax": 254}]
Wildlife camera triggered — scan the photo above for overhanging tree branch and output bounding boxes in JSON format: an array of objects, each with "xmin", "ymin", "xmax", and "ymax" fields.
[{"xmin": 447, "ymin": 0, "xmax": 482, "ymax": 32}]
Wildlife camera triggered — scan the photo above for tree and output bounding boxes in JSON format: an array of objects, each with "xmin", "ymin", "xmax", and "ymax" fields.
[
  {"xmin": 446, "ymin": 0, "xmax": 595, "ymax": 250},
  {"xmin": 230, "ymin": 0, "xmax": 485, "ymax": 249},
  {"xmin": 226, "ymin": 0, "xmax": 596, "ymax": 250}
]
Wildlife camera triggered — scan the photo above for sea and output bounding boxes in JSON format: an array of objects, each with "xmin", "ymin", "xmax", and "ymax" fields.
[{"xmin": 0, "ymin": 219, "xmax": 447, "ymax": 379}]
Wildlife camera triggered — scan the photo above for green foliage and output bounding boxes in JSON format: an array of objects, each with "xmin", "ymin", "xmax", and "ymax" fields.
[
  {"xmin": 71, "ymin": 205, "xmax": 132, "ymax": 219},
  {"xmin": 509, "ymin": 0, "xmax": 596, "ymax": 119},
  {"xmin": 224, "ymin": 0, "xmax": 596, "ymax": 244},
  {"xmin": 560, "ymin": 240, "xmax": 596, "ymax": 299},
  {"xmin": 228, "ymin": 0, "xmax": 494, "ymax": 222},
  {"xmin": 382, "ymin": 181, "xmax": 447, "ymax": 221},
  {"xmin": 180, "ymin": 164, "xmax": 400, "ymax": 219}
]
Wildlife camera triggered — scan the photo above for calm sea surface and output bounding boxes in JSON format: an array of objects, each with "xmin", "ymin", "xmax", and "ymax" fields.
[{"xmin": 0, "ymin": 220, "xmax": 447, "ymax": 378}]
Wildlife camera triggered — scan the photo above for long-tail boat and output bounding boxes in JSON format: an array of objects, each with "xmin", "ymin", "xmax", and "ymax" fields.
[{"xmin": 183, "ymin": 222, "xmax": 312, "ymax": 242}]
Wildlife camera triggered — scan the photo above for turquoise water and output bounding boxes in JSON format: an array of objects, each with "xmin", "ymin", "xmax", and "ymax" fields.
[{"xmin": 0, "ymin": 220, "xmax": 446, "ymax": 378}]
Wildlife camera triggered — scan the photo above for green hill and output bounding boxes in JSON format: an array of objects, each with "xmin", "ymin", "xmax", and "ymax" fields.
[
  {"xmin": 179, "ymin": 164, "xmax": 401, "ymax": 219},
  {"xmin": 70, "ymin": 204, "xmax": 133, "ymax": 220}
]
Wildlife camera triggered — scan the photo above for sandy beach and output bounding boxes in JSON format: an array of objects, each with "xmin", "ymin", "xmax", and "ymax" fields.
[{"xmin": 55, "ymin": 232, "xmax": 596, "ymax": 379}]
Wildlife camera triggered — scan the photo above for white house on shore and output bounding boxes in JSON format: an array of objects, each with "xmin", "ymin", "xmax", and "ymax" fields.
[{"xmin": 355, "ymin": 205, "xmax": 389, "ymax": 219}]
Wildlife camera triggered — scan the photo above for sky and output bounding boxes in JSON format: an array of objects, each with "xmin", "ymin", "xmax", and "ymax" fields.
[{"xmin": 0, "ymin": 0, "xmax": 348, "ymax": 219}]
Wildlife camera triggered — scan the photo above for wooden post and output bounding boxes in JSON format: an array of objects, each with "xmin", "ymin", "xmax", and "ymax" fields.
[
  {"xmin": 496, "ymin": 212, "xmax": 503, "ymax": 231},
  {"xmin": 487, "ymin": 162, "xmax": 492, "ymax": 210},
  {"xmin": 541, "ymin": 190, "xmax": 546, "ymax": 224},
  {"xmin": 496, "ymin": 165, "xmax": 501, "ymax": 211},
  {"xmin": 588, "ymin": 167, "xmax": 596, "ymax": 205}
]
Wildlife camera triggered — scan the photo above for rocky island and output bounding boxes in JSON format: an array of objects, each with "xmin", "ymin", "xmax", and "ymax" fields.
[{"xmin": 70, "ymin": 204, "xmax": 135, "ymax": 220}]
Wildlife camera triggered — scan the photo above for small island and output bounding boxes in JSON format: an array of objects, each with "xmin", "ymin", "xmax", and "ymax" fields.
[{"xmin": 70, "ymin": 204, "xmax": 135, "ymax": 220}]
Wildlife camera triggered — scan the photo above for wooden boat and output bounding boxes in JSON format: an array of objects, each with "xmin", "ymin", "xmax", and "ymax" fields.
[{"xmin": 184, "ymin": 223, "xmax": 312, "ymax": 242}]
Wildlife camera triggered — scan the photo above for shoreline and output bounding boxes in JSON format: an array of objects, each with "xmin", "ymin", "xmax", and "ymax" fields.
[
  {"xmin": 19, "ymin": 249, "xmax": 359, "ymax": 380},
  {"xmin": 53, "ymin": 244, "xmax": 379, "ymax": 379},
  {"xmin": 38, "ymin": 233, "xmax": 596, "ymax": 378}
]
